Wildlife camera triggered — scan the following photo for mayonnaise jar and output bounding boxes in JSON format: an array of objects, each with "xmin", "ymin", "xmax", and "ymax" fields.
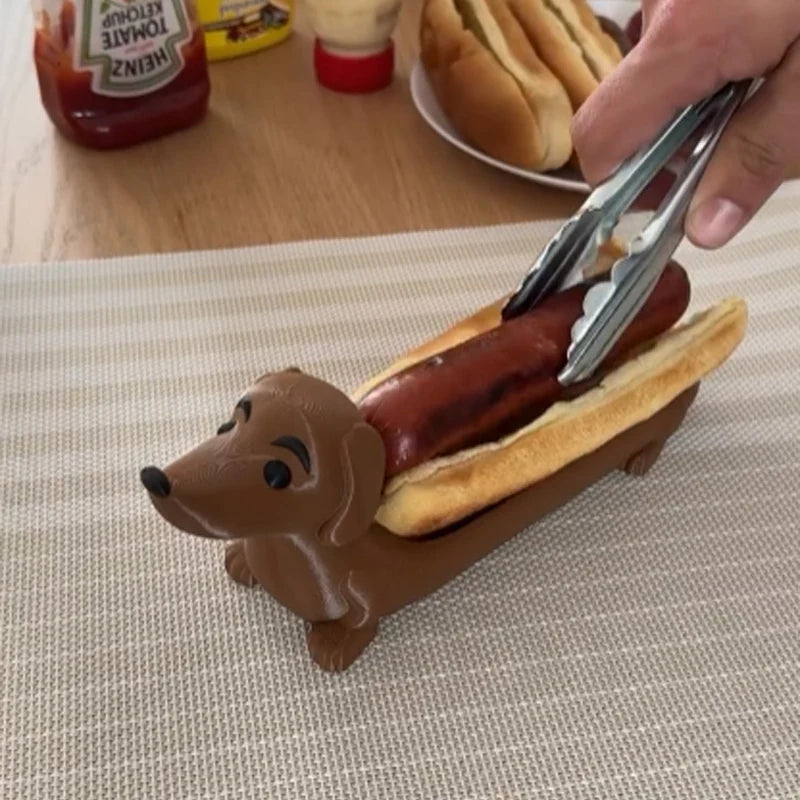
[{"xmin": 306, "ymin": 0, "xmax": 402, "ymax": 92}]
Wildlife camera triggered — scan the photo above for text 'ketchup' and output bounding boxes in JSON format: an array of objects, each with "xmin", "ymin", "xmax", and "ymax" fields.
[{"xmin": 33, "ymin": 0, "xmax": 210, "ymax": 148}]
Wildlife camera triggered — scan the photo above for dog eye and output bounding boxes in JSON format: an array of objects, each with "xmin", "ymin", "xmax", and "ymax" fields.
[
  {"xmin": 263, "ymin": 459, "xmax": 291, "ymax": 489},
  {"xmin": 217, "ymin": 420, "xmax": 235, "ymax": 435}
]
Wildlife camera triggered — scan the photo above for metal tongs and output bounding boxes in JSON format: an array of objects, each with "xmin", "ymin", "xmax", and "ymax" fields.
[{"xmin": 502, "ymin": 78, "xmax": 758, "ymax": 386}]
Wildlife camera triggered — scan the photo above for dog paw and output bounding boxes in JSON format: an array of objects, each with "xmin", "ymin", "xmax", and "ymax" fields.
[
  {"xmin": 224, "ymin": 542, "xmax": 257, "ymax": 588},
  {"xmin": 623, "ymin": 440, "xmax": 665, "ymax": 477},
  {"xmin": 306, "ymin": 620, "xmax": 378, "ymax": 672}
]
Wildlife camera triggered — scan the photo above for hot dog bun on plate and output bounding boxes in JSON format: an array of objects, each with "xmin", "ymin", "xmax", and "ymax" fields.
[
  {"xmin": 506, "ymin": 0, "xmax": 624, "ymax": 107},
  {"xmin": 420, "ymin": 0, "xmax": 575, "ymax": 170},
  {"xmin": 418, "ymin": 0, "xmax": 626, "ymax": 170}
]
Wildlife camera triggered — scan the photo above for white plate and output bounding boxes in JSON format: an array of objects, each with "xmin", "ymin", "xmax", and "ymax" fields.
[{"xmin": 409, "ymin": 0, "xmax": 639, "ymax": 194}]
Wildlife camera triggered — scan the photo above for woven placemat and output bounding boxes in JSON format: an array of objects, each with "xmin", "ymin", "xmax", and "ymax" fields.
[{"xmin": 2, "ymin": 181, "xmax": 799, "ymax": 799}]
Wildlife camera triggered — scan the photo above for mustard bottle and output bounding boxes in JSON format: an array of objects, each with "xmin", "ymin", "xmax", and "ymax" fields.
[{"xmin": 195, "ymin": 0, "xmax": 293, "ymax": 60}]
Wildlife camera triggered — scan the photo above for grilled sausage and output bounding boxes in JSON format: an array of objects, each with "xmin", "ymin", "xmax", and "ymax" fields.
[{"xmin": 358, "ymin": 263, "xmax": 691, "ymax": 477}]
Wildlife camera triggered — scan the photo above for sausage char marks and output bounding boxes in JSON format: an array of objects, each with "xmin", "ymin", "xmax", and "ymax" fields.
[{"xmin": 358, "ymin": 263, "xmax": 691, "ymax": 478}]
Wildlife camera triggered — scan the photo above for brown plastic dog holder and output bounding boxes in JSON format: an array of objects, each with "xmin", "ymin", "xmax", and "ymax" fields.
[{"xmin": 140, "ymin": 367, "xmax": 699, "ymax": 672}]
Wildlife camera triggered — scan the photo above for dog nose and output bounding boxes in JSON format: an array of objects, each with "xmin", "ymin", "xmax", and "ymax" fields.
[{"xmin": 140, "ymin": 466, "xmax": 171, "ymax": 498}]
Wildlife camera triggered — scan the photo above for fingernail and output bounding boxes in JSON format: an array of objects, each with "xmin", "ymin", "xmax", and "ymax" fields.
[{"xmin": 688, "ymin": 198, "xmax": 746, "ymax": 248}]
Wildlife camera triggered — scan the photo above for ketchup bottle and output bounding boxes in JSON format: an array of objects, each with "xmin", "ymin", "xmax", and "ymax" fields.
[{"xmin": 32, "ymin": 0, "xmax": 210, "ymax": 148}]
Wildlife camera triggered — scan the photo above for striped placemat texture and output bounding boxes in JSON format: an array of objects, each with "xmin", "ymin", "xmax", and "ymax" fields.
[{"xmin": 2, "ymin": 181, "xmax": 799, "ymax": 799}]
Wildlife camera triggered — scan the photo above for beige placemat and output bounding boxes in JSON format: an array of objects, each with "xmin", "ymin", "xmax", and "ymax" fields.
[{"xmin": 2, "ymin": 182, "xmax": 800, "ymax": 800}]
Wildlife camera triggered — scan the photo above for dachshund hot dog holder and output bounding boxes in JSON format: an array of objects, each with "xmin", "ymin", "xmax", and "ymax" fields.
[{"xmin": 140, "ymin": 271, "xmax": 747, "ymax": 672}]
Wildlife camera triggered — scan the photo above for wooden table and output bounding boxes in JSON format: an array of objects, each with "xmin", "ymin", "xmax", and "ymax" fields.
[{"xmin": 0, "ymin": 0, "xmax": 582, "ymax": 264}]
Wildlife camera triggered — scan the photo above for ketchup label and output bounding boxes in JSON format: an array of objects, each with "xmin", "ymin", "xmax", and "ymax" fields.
[{"xmin": 73, "ymin": 0, "xmax": 193, "ymax": 96}]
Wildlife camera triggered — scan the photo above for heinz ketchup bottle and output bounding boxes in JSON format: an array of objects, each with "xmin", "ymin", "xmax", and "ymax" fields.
[{"xmin": 32, "ymin": 0, "xmax": 210, "ymax": 148}]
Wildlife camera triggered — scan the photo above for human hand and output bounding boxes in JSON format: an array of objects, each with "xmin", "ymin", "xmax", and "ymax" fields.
[{"xmin": 571, "ymin": 0, "xmax": 800, "ymax": 248}]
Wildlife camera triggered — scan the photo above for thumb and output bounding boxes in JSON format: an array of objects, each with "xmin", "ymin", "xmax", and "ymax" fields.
[{"xmin": 686, "ymin": 41, "xmax": 800, "ymax": 249}]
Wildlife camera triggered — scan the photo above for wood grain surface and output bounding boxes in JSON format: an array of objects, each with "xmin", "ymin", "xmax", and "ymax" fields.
[
  {"xmin": 3, "ymin": 0, "xmax": 795, "ymax": 265},
  {"xmin": 0, "ymin": 0, "xmax": 585, "ymax": 264}
]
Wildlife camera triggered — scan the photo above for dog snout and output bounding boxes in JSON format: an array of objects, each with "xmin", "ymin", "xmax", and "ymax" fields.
[{"xmin": 140, "ymin": 466, "xmax": 171, "ymax": 498}]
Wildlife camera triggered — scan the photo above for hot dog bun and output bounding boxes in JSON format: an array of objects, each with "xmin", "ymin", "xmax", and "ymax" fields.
[
  {"xmin": 352, "ymin": 295, "xmax": 748, "ymax": 536},
  {"xmin": 419, "ymin": 0, "xmax": 574, "ymax": 169},
  {"xmin": 506, "ymin": 0, "xmax": 623, "ymax": 108},
  {"xmin": 419, "ymin": 0, "xmax": 625, "ymax": 169}
]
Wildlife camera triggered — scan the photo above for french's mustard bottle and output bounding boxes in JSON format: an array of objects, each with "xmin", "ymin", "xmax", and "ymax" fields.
[{"xmin": 195, "ymin": 0, "xmax": 293, "ymax": 60}]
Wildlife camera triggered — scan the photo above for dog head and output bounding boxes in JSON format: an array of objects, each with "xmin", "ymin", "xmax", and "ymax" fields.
[{"xmin": 141, "ymin": 369, "xmax": 386, "ymax": 546}]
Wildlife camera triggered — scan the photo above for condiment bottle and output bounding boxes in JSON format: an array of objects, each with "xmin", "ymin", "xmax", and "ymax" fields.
[
  {"xmin": 305, "ymin": 0, "xmax": 402, "ymax": 93},
  {"xmin": 32, "ymin": 0, "xmax": 211, "ymax": 149},
  {"xmin": 195, "ymin": 0, "xmax": 293, "ymax": 61}
]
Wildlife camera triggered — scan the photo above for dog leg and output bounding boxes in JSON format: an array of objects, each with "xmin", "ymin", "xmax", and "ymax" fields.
[
  {"xmin": 621, "ymin": 384, "xmax": 699, "ymax": 477},
  {"xmin": 622, "ymin": 439, "xmax": 666, "ymax": 477},
  {"xmin": 306, "ymin": 571, "xmax": 378, "ymax": 671},
  {"xmin": 306, "ymin": 618, "xmax": 379, "ymax": 672},
  {"xmin": 224, "ymin": 541, "xmax": 257, "ymax": 588}
]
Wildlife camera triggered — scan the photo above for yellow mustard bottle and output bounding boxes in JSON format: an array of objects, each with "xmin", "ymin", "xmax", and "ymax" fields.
[{"xmin": 195, "ymin": 0, "xmax": 293, "ymax": 60}]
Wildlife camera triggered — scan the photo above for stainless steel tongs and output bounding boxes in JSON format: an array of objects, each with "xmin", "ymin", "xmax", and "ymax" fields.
[{"xmin": 502, "ymin": 78, "xmax": 758, "ymax": 386}]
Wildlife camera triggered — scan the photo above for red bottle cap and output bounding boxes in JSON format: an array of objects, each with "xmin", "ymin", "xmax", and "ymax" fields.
[{"xmin": 313, "ymin": 38, "xmax": 394, "ymax": 93}]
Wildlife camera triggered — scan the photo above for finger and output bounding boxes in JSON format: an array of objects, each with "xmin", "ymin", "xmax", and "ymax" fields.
[
  {"xmin": 686, "ymin": 39, "xmax": 800, "ymax": 249},
  {"xmin": 571, "ymin": 11, "xmax": 727, "ymax": 185}
]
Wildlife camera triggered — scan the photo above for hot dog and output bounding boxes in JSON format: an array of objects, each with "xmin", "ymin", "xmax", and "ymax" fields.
[
  {"xmin": 357, "ymin": 263, "xmax": 690, "ymax": 478},
  {"xmin": 350, "ymin": 264, "xmax": 748, "ymax": 536}
]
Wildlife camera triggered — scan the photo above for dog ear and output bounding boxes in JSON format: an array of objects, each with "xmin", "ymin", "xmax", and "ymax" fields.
[
  {"xmin": 318, "ymin": 422, "xmax": 385, "ymax": 547},
  {"xmin": 254, "ymin": 366, "xmax": 303, "ymax": 382}
]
